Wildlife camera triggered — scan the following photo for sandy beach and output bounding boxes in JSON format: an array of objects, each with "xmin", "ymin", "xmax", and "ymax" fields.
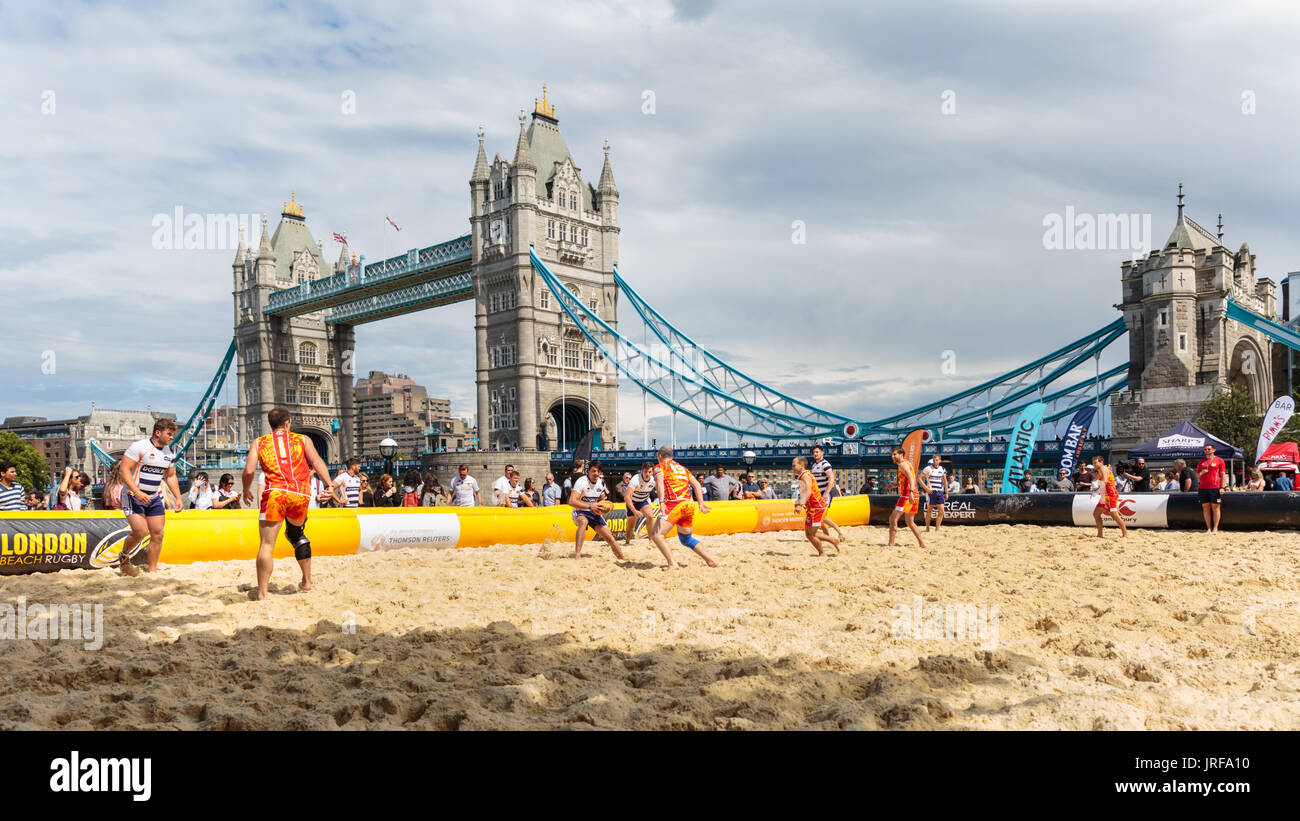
[{"xmin": 1, "ymin": 524, "xmax": 1296, "ymax": 730}]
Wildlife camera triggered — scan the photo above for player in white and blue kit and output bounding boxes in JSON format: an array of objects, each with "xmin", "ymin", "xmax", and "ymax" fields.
[
  {"xmin": 919, "ymin": 454, "xmax": 947, "ymax": 533},
  {"xmin": 119, "ymin": 418, "xmax": 183, "ymax": 574},
  {"xmin": 333, "ymin": 458, "xmax": 363, "ymax": 508},
  {"xmin": 568, "ymin": 461, "xmax": 627, "ymax": 561},
  {"xmin": 622, "ymin": 462, "xmax": 656, "ymax": 546},
  {"xmin": 810, "ymin": 444, "xmax": 843, "ymax": 542}
]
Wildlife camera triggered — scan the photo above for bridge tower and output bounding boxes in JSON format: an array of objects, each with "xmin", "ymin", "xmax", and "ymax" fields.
[
  {"xmin": 470, "ymin": 88, "xmax": 620, "ymax": 451},
  {"xmin": 232, "ymin": 195, "xmax": 357, "ymax": 462},
  {"xmin": 1110, "ymin": 188, "xmax": 1284, "ymax": 455}
]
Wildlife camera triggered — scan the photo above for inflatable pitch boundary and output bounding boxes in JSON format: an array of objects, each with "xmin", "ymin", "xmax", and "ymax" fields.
[
  {"xmin": 0, "ymin": 496, "xmax": 870, "ymax": 575},
  {"xmin": 865, "ymin": 492, "xmax": 1300, "ymax": 529}
]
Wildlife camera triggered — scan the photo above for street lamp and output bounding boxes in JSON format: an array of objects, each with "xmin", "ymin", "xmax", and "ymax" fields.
[
  {"xmin": 379, "ymin": 437, "xmax": 398, "ymax": 478},
  {"xmin": 743, "ymin": 449, "xmax": 756, "ymax": 488}
]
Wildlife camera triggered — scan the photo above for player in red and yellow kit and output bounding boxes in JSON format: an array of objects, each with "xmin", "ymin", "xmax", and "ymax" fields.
[
  {"xmin": 887, "ymin": 445, "xmax": 926, "ymax": 549},
  {"xmin": 793, "ymin": 456, "xmax": 839, "ymax": 555},
  {"xmin": 1090, "ymin": 455, "xmax": 1127, "ymax": 538},
  {"xmin": 241, "ymin": 407, "xmax": 340, "ymax": 600},
  {"xmin": 651, "ymin": 446, "xmax": 719, "ymax": 568}
]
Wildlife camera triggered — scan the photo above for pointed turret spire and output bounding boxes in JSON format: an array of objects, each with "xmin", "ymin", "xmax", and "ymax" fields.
[
  {"xmin": 597, "ymin": 139, "xmax": 618, "ymax": 195},
  {"xmin": 1176, "ymin": 182, "xmax": 1184, "ymax": 219},
  {"xmin": 1217, "ymin": 213, "xmax": 1224, "ymax": 242},
  {"xmin": 233, "ymin": 228, "xmax": 248, "ymax": 266},
  {"xmin": 471, "ymin": 125, "xmax": 490, "ymax": 183},
  {"xmin": 335, "ymin": 238, "xmax": 350, "ymax": 272},
  {"xmin": 512, "ymin": 108, "xmax": 535, "ymax": 173},
  {"xmin": 257, "ymin": 214, "xmax": 274, "ymax": 260}
]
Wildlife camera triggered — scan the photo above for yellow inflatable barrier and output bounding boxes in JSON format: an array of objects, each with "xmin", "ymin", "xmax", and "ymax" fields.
[{"xmin": 0, "ymin": 495, "xmax": 869, "ymax": 574}]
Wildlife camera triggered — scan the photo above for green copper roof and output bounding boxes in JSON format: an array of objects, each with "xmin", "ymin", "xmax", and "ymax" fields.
[
  {"xmin": 1164, "ymin": 213, "xmax": 1219, "ymax": 251},
  {"xmin": 526, "ymin": 115, "xmax": 593, "ymax": 211},
  {"xmin": 270, "ymin": 214, "xmax": 328, "ymax": 282}
]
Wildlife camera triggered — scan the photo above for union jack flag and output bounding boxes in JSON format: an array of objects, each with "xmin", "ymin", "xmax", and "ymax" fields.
[{"xmin": 332, "ymin": 232, "xmax": 347, "ymax": 244}]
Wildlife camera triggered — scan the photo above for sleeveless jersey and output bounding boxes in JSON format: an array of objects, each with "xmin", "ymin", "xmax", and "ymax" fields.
[
  {"xmin": 810, "ymin": 458, "xmax": 833, "ymax": 495},
  {"xmin": 257, "ymin": 429, "xmax": 310, "ymax": 495},
  {"xmin": 800, "ymin": 470, "xmax": 825, "ymax": 509},
  {"xmin": 656, "ymin": 460, "xmax": 694, "ymax": 506},
  {"xmin": 898, "ymin": 464, "xmax": 915, "ymax": 498}
]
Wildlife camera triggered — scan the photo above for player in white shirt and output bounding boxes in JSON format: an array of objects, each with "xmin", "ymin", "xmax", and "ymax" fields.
[
  {"xmin": 333, "ymin": 458, "xmax": 363, "ymax": 508},
  {"xmin": 622, "ymin": 462, "xmax": 656, "ymax": 547},
  {"xmin": 918, "ymin": 454, "xmax": 948, "ymax": 533},
  {"xmin": 449, "ymin": 464, "xmax": 482, "ymax": 506},
  {"xmin": 499, "ymin": 470, "xmax": 533, "ymax": 507},
  {"xmin": 118, "ymin": 418, "xmax": 184, "ymax": 574},
  {"xmin": 568, "ymin": 461, "xmax": 627, "ymax": 561},
  {"xmin": 810, "ymin": 445, "xmax": 844, "ymax": 542}
]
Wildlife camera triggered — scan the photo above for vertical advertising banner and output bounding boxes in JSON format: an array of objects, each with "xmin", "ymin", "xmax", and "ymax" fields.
[
  {"xmin": 1000, "ymin": 402, "xmax": 1047, "ymax": 493},
  {"xmin": 900, "ymin": 428, "xmax": 929, "ymax": 476},
  {"xmin": 1055, "ymin": 405, "xmax": 1097, "ymax": 479},
  {"xmin": 1255, "ymin": 396, "xmax": 1295, "ymax": 462}
]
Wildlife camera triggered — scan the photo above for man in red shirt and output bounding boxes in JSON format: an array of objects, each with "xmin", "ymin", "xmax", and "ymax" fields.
[{"xmin": 1196, "ymin": 444, "xmax": 1226, "ymax": 534}]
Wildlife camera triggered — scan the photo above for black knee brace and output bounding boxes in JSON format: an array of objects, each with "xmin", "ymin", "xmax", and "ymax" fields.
[{"xmin": 285, "ymin": 521, "xmax": 311, "ymax": 560}]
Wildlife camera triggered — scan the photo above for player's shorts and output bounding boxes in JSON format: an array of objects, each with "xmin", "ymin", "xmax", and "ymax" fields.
[
  {"xmin": 895, "ymin": 495, "xmax": 918, "ymax": 515},
  {"xmin": 1198, "ymin": 487, "xmax": 1222, "ymax": 505},
  {"xmin": 1095, "ymin": 487, "xmax": 1119, "ymax": 512},
  {"xmin": 260, "ymin": 489, "xmax": 310, "ymax": 523},
  {"xmin": 805, "ymin": 503, "xmax": 827, "ymax": 528},
  {"xmin": 121, "ymin": 488, "xmax": 166, "ymax": 517},
  {"xmin": 572, "ymin": 509, "xmax": 608, "ymax": 530},
  {"xmin": 928, "ymin": 491, "xmax": 946, "ymax": 507},
  {"xmin": 628, "ymin": 499, "xmax": 652, "ymax": 515},
  {"xmin": 663, "ymin": 500, "xmax": 697, "ymax": 530}
]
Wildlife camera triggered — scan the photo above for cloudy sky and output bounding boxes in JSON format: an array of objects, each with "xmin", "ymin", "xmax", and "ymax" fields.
[{"xmin": 3, "ymin": 0, "xmax": 1298, "ymax": 445}]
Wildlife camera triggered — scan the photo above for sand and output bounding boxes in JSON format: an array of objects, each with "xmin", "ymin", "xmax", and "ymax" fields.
[{"xmin": 1, "ymin": 524, "xmax": 1297, "ymax": 730}]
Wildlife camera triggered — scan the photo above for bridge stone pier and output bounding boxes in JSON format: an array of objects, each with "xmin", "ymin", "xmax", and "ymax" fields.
[
  {"xmin": 1110, "ymin": 190, "xmax": 1287, "ymax": 456},
  {"xmin": 230, "ymin": 88, "xmax": 619, "ymax": 462},
  {"xmin": 470, "ymin": 88, "xmax": 621, "ymax": 452}
]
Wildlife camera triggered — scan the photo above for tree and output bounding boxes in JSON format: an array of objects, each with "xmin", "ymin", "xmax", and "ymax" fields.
[
  {"xmin": 0, "ymin": 430, "xmax": 53, "ymax": 498},
  {"xmin": 1197, "ymin": 386, "xmax": 1265, "ymax": 463}
]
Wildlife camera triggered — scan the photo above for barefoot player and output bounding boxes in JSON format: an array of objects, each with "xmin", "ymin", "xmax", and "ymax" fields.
[
  {"xmin": 623, "ymin": 462, "xmax": 656, "ymax": 546},
  {"xmin": 569, "ymin": 461, "xmax": 627, "ymax": 561},
  {"xmin": 1090, "ymin": 455, "xmax": 1128, "ymax": 538},
  {"xmin": 810, "ymin": 444, "xmax": 843, "ymax": 541},
  {"xmin": 918, "ymin": 453, "xmax": 947, "ymax": 533},
  {"xmin": 651, "ymin": 446, "xmax": 719, "ymax": 568},
  {"xmin": 794, "ymin": 456, "xmax": 839, "ymax": 555},
  {"xmin": 887, "ymin": 445, "xmax": 926, "ymax": 549},
  {"xmin": 118, "ymin": 418, "xmax": 184, "ymax": 575},
  {"xmin": 242, "ymin": 407, "xmax": 338, "ymax": 600}
]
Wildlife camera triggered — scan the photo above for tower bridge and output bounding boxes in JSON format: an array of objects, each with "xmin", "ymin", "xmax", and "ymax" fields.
[{"xmin": 140, "ymin": 87, "xmax": 1300, "ymax": 475}]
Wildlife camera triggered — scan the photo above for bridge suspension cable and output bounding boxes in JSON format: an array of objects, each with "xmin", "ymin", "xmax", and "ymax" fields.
[{"xmin": 546, "ymin": 250, "xmax": 1131, "ymax": 441}]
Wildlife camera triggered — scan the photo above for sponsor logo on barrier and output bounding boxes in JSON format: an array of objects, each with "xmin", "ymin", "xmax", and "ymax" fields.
[
  {"xmin": 356, "ymin": 514, "xmax": 460, "ymax": 552},
  {"xmin": 941, "ymin": 500, "xmax": 981, "ymax": 520},
  {"xmin": 88, "ymin": 527, "xmax": 148, "ymax": 569},
  {"xmin": 1072, "ymin": 494, "xmax": 1169, "ymax": 527}
]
